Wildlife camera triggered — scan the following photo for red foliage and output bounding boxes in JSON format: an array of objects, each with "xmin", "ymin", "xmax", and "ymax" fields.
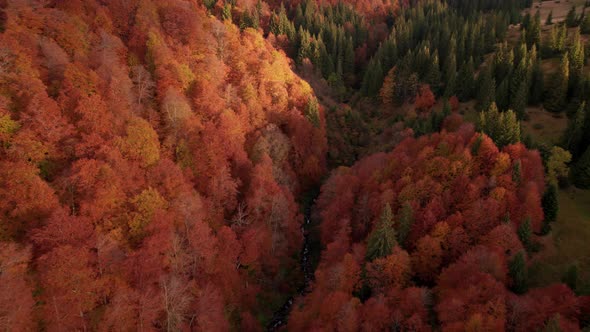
[
  {"xmin": 414, "ymin": 84, "xmax": 436, "ymax": 113},
  {"xmin": 0, "ymin": 1, "xmax": 327, "ymax": 328},
  {"xmin": 292, "ymin": 129, "xmax": 556, "ymax": 329}
]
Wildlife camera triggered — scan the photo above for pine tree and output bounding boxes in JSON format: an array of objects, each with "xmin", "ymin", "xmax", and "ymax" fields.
[
  {"xmin": 573, "ymin": 145, "xmax": 590, "ymax": 188},
  {"xmin": 582, "ymin": 12, "xmax": 590, "ymax": 34},
  {"xmin": 456, "ymin": 57, "xmax": 474, "ymax": 101},
  {"xmin": 477, "ymin": 67, "xmax": 496, "ymax": 111},
  {"xmin": 562, "ymin": 264, "xmax": 578, "ymax": 291},
  {"xmin": 305, "ymin": 97, "xmax": 320, "ymax": 128},
  {"xmin": 366, "ymin": 204, "xmax": 397, "ymax": 261},
  {"xmin": 496, "ymin": 77, "xmax": 510, "ymax": 111},
  {"xmin": 527, "ymin": 10, "xmax": 542, "ymax": 47},
  {"xmin": 479, "ymin": 103, "xmax": 520, "ymax": 147},
  {"xmin": 443, "ymin": 42, "xmax": 457, "ymax": 98},
  {"xmin": 396, "ymin": 203, "xmax": 414, "ymax": 248},
  {"xmin": 518, "ymin": 217, "xmax": 532, "ymax": 250},
  {"xmin": 297, "ymin": 27, "xmax": 312, "ymax": 64},
  {"xmin": 269, "ymin": 13, "xmax": 280, "ymax": 35},
  {"xmin": 545, "ymin": 54, "xmax": 569, "ymax": 112},
  {"xmin": 546, "ymin": 10, "xmax": 553, "ymax": 25},
  {"xmin": 529, "ymin": 57, "xmax": 544, "ymax": 105},
  {"xmin": 509, "ymin": 251, "xmax": 528, "ymax": 294},
  {"xmin": 222, "ymin": 3, "xmax": 232, "ymax": 21},
  {"xmin": 512, "ymin": 82, "xmax": 528, "ymax": 120},
  {"xmin": 343, "ymin": 37, "xmax": 355, "ymax": 76},
  {"xmin": 500, "ymin": 109, "xmax": 521, "ymax": 146},
  {"xmin": 542, "ymin": 184, "xmax": 559, "ymax": 223},
  {"xmin": 425, "ymin": 53, "xmax": 442, "ymax": 95},
  {"xmin": 568, "ymin": 29, "xmax": 584, "ymax": 90},
  {"xmin": 563, "ymin": 102, "xmax": 586, "ymax": 155},
  {"xmin": 513, "ymin": 159, "xmax": 522, "ymax": 184},
  {"xmin": 566, "ymin": 5, "xmax": 578, "ymax": 28}
]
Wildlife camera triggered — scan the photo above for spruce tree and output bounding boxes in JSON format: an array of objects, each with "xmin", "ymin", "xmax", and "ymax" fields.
[
  {"xmin": 518, "ymin": 217, "xmax": 532, "ymax": 250},
  {"xmin": 443, "ymin": 38, "xmax": 457, "ymax": 98},
  {"xmin": 456, "ymin": 57, "xmax": 475, "ymax": 101},
  {"xmin": 512, "ymin": 82, "xmax": 528, "ymax": 120},
  {"xmin": 513, "ymin": 159, "xmax": 522, "ymax": 184},
  {"xmin": 568, "ymin": 30, "xmax": 584, "ymax": 90},
  {"xmin": 566, "ymin": 5, "xmax": 578, "ymax": 28},
  {"xmin": 509, "ymin": 251, "xmax": 528, "ymax": 294},
  {"xmin": 545, "ymin": 54, "xmax": 569, "ymax": 113},
  {"xmin": 305, "ymin": 97, "xmax": 320, "ymax": 128},
  {"xmin": 221, "ymin": 3, "xmax": 232, "ymax": 21},
  {"xmin": 582, "ymin": 13, "xmax": 590, "ymax": 34},
  {"xmin": 563, "ymin": 102, "xmax": 586, "ymax": 155},
  {"xmin": 527, "ymin": 10, "xmax": 542, "ymax": 47},
  {"xmin": 366, "ymin": 204, "xmax": 397, "ymax": 261},
  {"xmin": 496, "ymin": 77, "xmax": 510, "ymax": 111},
  {"xmin": 499, "ymin": 109, "xmax": 521, "ymax": 146},
  {"xmin": 573, "ymin": 146, "xmax": 590, "ymax": 188},
  {"xmin": 529, "ymin": 60, "xmax": 544, "ymax": 105},
  {"xmin": 562, "ymin": 264, "xmax": 578, "ymax": 291},
  {"xmin": 542, "ymin": 184, "xmax": 559, "ymax": 223},
  {"xmin": 477, "ymin": 67, "xmax": 496, "ymax": 111},
  {"xmin": 546, "ymin": 10, "xmax": 553, "ymax": 25},
  {"xmin": 425, "ymin": 53, "xmax": 442, "ymax": 95},
  {"xmin": 343, "ymin": 37, "xmax": 355, "ymax": 76}
]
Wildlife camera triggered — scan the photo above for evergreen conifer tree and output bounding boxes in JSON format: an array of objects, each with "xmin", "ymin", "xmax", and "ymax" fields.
[{"xmin": 366, "ymin": 204, "xmax": 397, "ymax": 261}]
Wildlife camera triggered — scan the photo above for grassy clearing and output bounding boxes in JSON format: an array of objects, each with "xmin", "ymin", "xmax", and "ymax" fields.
[
  {"xmin": 524, "ymin": 0, "xmax": 587, "ymax": 25},
  {"xmin": 521, "ymin": 106, "xmax": 568, "ymax": 145},
  {"xmin": 528, "ymin": 188, "xmax": 590, "ymax": 292}
]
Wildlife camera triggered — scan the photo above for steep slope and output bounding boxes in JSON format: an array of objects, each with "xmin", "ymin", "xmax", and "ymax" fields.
[{"xmin": 0, "ymin": 0, "xmax": 325, "ymax": 329}]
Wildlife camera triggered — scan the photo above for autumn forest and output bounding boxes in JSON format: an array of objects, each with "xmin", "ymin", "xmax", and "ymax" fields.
[{"xmin": 1, "ymin": 0, "xmax": 590, "ymax": 330}]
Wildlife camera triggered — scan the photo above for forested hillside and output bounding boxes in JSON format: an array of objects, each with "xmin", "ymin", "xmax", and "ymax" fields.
[
  {"xmin": 0, "ymin": 0, "xmax": 326, "ymax": 330},
  {"xmin": 1, "ymin": 0, "xmax": 590, "ymax": 330}
]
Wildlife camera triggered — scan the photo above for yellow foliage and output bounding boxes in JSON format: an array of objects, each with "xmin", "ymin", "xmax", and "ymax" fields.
[
  {"xmin": 175, "ymin": 63, "xmax": 195, "ymax": 91},
  {"xmin": 0, "ymin": 115, "xmax": 19, "ymax": 135},
  {"xmin": 128, "ymin": 187, "xmax": 167, "ymax": 239},
  {"xmin": 491, "ymin": 152, "xmax": 511, "ymax": 177},
  {"xmin": 490, "ymin": 187, "xmax": 507, "ymax": 201},
  {"xmin": 119, "ymin": 117, "xmax": 161, "ymax": 167}
]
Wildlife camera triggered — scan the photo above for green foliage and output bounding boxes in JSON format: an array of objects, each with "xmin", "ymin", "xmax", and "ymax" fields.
[
  {"xmin": 572, "ymin": 145, "xmax": 590, "ymax": 188},
  {"xmin": 477, "ymin": 67, "xmax": 496, "ymax": 111},
  {"xmin": 529, "ymin": 58, "xmax": 544, "ymax": 105},
  {"xmin": 563, "ymin": 102, "xmax": 586, "ymax": 157},
  {"xmin": 518, "ymin": 217, "xmax": 532, "ymax": 249},
  {"xmin": 203, "ymin": 0, "xmax": 216, "ymax": 11},
  {"xmin": 471, "ymin": 133, "xmax": 484, "ymax": 155},
  {"xmin": 546, "ymin": 146, "xmax": 572, "ymax": 187},
  {"xmin": 544, "ymin": 54, "xmax": 569, "ymax": 113},
  {"xmin": 305, "ymin": 97, "xmax": 320, "ymax": 128},
  {"xmin": 221, "ymin": 3, "xmax": 232, "ymax": 21},
  {"xmin": 582, "ymin": 12, "xmax": 590, "ymax": 34},
  {"xmin": 366, "ymin": 204, "xmax": 396, "ymax": 261},
  {"xmin": 456, "ymin": 57, "xmax": 474, "ymax": 101},
  {"xmin": 546, "ymin": 10, "xmax": 553, "ymax": 26},
  {"xmin": 513, "ymin": 159, "xmax": 522, "ymax": 184},
  {"xmin": 542, "ymin": 184, "xmax": 559, "ymax": 224},
  {"xmin": 566, "ymin": 5, "xmax": 578, "ymax": 28},
  {"xmin": 509, "ymin": 251, "xmax": 528, "ymax": 294},
  {"xmin": 526, "ymin": 10, "xmax": 542, "ymax": 47},
  {"xmin": 361, "ymin": 59, "xmax": 384, "ymax": 97},
  {"xmin": 478, "ymin": 103, "xmax": 521, "ymax": 148},
  {"xmin": 562, "ymin": 264, "xmax": 578, "ymax": 291}
]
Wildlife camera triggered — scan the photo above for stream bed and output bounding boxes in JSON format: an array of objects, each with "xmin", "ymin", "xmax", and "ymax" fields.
[{"xmin": 267, "ymin": 192, "xmax": 318, "ymax": 331}]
